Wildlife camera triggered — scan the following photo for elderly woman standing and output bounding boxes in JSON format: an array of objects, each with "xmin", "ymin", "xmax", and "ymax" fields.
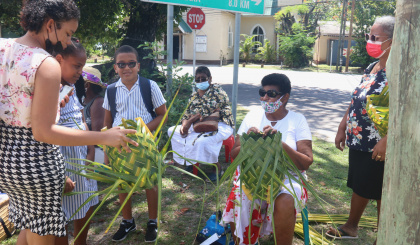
[
  {"xmin": 326, "ymin": 16, "xmax": 394, "ymax": 243},
  {"xmin": 168, "ymin": 66, "xmax": 234, "ymax": 181}
]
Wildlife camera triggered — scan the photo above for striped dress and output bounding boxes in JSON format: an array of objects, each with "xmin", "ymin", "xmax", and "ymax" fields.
[{"xmin": 59, "ymin": 87, "xmax": 99, "ymax": 221}]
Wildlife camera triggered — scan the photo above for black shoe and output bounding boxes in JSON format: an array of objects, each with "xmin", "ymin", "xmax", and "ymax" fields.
[
  {"xmin": 112, "ymin": 219, "xmax": 136, "ymax": 242},
  {"xmin": 145, "ymin": 220, "xmax": 158, "ymax": 242},
  {"xmin": 207, "ymin": 170, "xmax": 223, "ymax": 182},
  {"xmin": 185, "ymin": 165, "xmax": 193, "ymax": 173}
]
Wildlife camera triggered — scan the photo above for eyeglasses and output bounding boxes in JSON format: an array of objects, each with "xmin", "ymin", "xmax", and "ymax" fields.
[
  {"xmin": 116, "ymin": 62, "xmax": 137, "ymax": 69},
  {"xmin": 195, "ymin": 76, "xmax": 208, "ymax": 83},
  {"xmin": 365, "ymin": 33, "xmax": 386, "ymax": 42},
  {"xmin": 259, "ymin": 88, "xmax": 282, "ymax": 98}
]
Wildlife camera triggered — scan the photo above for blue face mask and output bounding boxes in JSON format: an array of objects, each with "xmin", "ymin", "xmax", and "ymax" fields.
[{"xmin": 196, "ymin": 81, "xmax": 210, "ymax": 90}]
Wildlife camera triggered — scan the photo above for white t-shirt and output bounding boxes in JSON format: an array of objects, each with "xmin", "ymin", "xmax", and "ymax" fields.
[{"xmin": 238, "ymin": 109, "xmax": 312, "ymax": 150}]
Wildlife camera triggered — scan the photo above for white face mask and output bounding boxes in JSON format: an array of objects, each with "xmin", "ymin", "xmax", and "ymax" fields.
[
  {"xmin": 260, "ymin": 96, "xmax": 283, "ymax": 113},
  {"xmin": 196, "ymin": 81, "xmax": 210, "ymax": 90}
]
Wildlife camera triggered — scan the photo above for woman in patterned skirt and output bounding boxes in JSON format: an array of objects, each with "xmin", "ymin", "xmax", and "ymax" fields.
[{"xmin": 0, "ymin": 1, "xmax": 137, "ymax": 244}]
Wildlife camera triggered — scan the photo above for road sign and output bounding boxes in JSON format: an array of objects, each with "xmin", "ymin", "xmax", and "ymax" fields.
[
  {"xmin": 141, "ymin": 0, "xmax": 264, "ymax": 15},
  {"xmin": 187, "ymin": 8, "xmax": 205, "ymax": 30}
]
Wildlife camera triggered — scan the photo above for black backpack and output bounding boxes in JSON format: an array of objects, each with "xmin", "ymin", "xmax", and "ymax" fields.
[{"xmin": 106, "ymin": 76, "xmax": 157, "ymax": 121}]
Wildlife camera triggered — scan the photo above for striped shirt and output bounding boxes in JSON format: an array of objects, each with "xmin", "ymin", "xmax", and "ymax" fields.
[
  {"xmin": 58, "ymin": 87, "xmax": 99, "ymax": 221},
  {"xmin": 103, "ymin": 76, "xmax": 166, "ymax": 127}
]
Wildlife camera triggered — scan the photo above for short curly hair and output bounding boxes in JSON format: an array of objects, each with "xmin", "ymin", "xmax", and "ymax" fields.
[
  {"xmin": 261, "ymin": 73, "xmax": 291, "ymax": 95},
  {"xmin": 21, "ymin": 0, "xmax": 80, "ymax": 34}
]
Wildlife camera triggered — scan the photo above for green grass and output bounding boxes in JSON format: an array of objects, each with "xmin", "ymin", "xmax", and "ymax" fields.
[
  {"xmin": 0, "ymin": 107, "xmax": 378, "ymax": 245},
  {"xmin": 225, "ymin": 64, "xmax": 362, "ymax": 74}
]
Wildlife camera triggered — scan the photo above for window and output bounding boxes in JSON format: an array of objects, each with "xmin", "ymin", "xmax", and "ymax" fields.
[
  {"xmin": 228, "ymin": 24, "xmax": 233, "ymax": 48},
  {"xmin": 252, "ymin": 25, "xmax": 265, "ymax": 52}
]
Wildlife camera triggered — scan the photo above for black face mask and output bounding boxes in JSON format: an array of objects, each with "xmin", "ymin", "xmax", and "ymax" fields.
[{"xmin": 45, "ymin": 24, "xmax": 63, "ymax": 55}]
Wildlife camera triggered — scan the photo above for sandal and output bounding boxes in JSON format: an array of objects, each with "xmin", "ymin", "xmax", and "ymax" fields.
[{"xmin": 325, "ymin": 227, "xmax": 359, "ymax": 240}]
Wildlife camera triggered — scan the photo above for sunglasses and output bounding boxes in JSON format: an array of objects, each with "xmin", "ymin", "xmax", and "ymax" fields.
[
  {"xmin": 116, "ymin": 62, "xmax": 137, "ymax": 69},
  {"xmin": 195, "ymin": 76, "xmax": 208, "ymax": 83},
  {"xmin": 365, "ymin": 33, "xmax": 386, "ymax": 42},
  {"xmin": 259, "ymin": 88, "xmax": 282, "ymax": 98}
]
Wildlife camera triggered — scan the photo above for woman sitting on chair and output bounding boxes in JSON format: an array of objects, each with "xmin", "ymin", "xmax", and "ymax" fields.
[
  {"xmin": 221, "ymin": 73, "xmax": 313, "ymax": 245},
  {"xmin": 168, "ymin": 66, "xmax": 234, "ymax": 181}
]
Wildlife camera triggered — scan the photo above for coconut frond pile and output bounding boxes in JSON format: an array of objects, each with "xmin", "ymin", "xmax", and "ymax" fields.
[{"xmin": 366, "ymin": 85, "xmax": 389, "ymax": 137}]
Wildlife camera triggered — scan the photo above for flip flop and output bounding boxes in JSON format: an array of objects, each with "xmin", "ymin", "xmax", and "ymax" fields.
[{"xmin": 325, "ymin": 227, "xmax": 359, "ymax": 240}]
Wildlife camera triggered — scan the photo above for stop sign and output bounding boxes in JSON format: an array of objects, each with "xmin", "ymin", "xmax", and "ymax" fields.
[{"xmin": 186, "ymin": 8, "xmax": 205, "ymax": 30}]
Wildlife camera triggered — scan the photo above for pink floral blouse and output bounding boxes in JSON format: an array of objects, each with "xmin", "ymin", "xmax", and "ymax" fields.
[{"xmin": 0, "ymin": 38, "xmax": 52, "ymax": 128}]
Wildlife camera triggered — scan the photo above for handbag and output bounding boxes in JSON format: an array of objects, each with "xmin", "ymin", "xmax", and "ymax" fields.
[{"xmin": 193, "ymin": 111, "xmax": 220, "ymax": 133}]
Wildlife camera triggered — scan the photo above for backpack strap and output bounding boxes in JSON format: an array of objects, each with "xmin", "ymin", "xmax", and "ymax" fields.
[
  {"xmin": 139, "ymin": 76, "xmax": 157, "ymax": 119},
  {"xmin": 106, "ymin": 83, "xmax": 118, "ymax": 121}
]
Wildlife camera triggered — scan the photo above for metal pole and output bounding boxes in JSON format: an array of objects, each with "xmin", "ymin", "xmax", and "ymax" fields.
[
  {"xmin": 345, "ymin": 0, "xmax": 355, "ymax": 72},
  {"xmin": 339, "ymin": 0, "xmax": 348, "ymax": 72},
  {"xmin": 232, "ymin": 13, "xmax": 241, "ymax": 133},
  {"xmin": 193, "ymin": 29, "xmax": 196, "ymax": 78},
  {"xmin": 166, "ymin": 4, "xmax": 174, "ymax": 97},
  {"xmin": 336, "ymin": 0, "xmax": 346, "ymax": 71},
  {"xmin": 330, "ymin": 40, "xmax": 334, "ymax": 72}
]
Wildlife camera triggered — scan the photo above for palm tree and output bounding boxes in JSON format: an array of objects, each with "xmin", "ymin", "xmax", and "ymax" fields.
[{"xmin": 239, "ymin": 34, "xmax": 262, "ymax": 64}]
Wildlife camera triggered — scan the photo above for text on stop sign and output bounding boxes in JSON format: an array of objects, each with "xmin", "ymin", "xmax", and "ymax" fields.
[{"xmin": 188, "ymin": 13, "xmax": 204, "ymax": 24}]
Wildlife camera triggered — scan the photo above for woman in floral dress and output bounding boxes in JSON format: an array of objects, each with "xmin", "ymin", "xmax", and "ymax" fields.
[
  {"xmin": 326, "ymin": 16, "xmax": 394, "ymax": 243},
  {"xmin": 168, "ymin": 66, "xmax": 234, "ymax": 181},
  {"xmin": 221, "ymin": 73, "xmax": 312, "ymax": 245}
]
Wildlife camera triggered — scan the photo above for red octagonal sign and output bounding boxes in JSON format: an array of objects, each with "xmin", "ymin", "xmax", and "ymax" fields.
[{"xmin": 187, "ymin": 8, "xmax": 205, "ymax": 30}]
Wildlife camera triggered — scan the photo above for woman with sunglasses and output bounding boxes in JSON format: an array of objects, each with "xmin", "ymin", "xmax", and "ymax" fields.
[
  {"xmin": 326, "ymin": 16, "xmax": 394, "ymax": 243},
  {"xmin": 168, "ymin": 66, "xmax": 234, "ymax": 182},
  {"xmin": 221, "ymin": 73, "xmax": 313, "ymax": 245}
]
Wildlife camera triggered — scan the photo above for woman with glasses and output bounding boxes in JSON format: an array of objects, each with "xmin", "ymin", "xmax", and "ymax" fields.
[
  {"xmin": 221, "ymin": 73, "xmax": 313, "ymax": 245},
  {"xmin": 326, "ymin": 16, "xmax": 394, "ymax": 243},
  {"xmin": 168, "ymin": 66, "xmax": 234, "ymax": 182}
]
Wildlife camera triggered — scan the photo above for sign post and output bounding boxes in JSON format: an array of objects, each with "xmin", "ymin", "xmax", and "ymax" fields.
[
  {"xmin": 186, "ymin": 7, "xmax": 205, "ymax": 77},
  {"xmin": 142, "ymin": 0, "xmax": 264, "ymax": 15}
]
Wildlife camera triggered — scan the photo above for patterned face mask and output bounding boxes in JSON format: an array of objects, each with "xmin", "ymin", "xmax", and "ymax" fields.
[{"xmin": 260, "ymin": 95, "xmax": 283, "ymax": 113}]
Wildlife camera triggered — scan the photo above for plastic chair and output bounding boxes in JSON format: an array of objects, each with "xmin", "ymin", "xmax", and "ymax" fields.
[{"xmin": 222, "ymin": 135, "xmax": 235, "ymax": 163}]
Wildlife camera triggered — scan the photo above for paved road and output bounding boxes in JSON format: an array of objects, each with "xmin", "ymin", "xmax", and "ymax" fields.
[{"xmin": 177, "ymin": 65, "xmax": 361, "ymax": 142}]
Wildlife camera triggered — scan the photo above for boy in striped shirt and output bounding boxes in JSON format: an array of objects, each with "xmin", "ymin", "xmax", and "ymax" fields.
[{"xmin": 103, "ymin": 45, "xmax": 167, "ymax": 242}]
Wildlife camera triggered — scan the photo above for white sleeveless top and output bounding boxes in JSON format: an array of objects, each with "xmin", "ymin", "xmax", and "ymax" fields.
[{"xmin": 0, "ymin": 38, "xmax": 53, "ymax": 128}]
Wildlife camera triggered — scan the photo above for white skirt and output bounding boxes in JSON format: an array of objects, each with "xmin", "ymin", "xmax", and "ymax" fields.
[{"xmin": 168, "ymin": 122, "xmax": 233, "ymax": 165}]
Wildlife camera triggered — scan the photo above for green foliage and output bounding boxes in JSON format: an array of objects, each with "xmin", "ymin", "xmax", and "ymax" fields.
[
  {"xmin": 239, "ymin": 34, "xmax": 262, "ymax": 63},
  {"xmin": 256, "ymin": 39, "xmax": 277, "ymax": 64},
  {"xmin": 350, "ymin": 0, "xmax": 396, "ymax": 69},
  {"xmin": 0, "ymin": 0, "xmax": 24, "ymax": 37},
  {"xmin": 139, "ymin": 41, "xmax": 194, "ymax": 149},
  {"xmin": 278, "ymin": 23, "xmax": 315, "ymax": 68}
]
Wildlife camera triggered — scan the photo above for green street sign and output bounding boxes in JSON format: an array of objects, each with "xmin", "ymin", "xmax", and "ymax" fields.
[{"xmin": 141, "ymin": 0, "xmax": 264, "ymax": 15}]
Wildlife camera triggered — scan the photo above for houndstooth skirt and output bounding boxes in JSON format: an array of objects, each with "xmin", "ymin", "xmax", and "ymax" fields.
[{"xmin": 0, "ymin": 121, "xmax": 67, "ymax": 237}]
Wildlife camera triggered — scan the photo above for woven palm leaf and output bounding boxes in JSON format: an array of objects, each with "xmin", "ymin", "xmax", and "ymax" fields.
[
  {"xmin": 238, "ymin": 131, "xmax": 290, "ymax": 202},
  {"xmin": 366, "ymin": 85, "xmax": 389, "ymax": 137},
  {"xmin": 102, "ymin": 117, "xmax": 161, "ymax": 189}
]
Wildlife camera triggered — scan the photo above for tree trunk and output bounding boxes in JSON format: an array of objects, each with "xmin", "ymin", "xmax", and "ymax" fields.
[
  {"xmin": 377, "ymin": 1, "xmax": 420, "ymax": 244},
  {"xmin": 121, "ymin": 2, "xmax": 166, "ymax": 78}
]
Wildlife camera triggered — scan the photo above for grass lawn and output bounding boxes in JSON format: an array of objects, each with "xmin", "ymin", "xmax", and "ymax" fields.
[
  {"xmin": 0, "ymin": 107, "xmax": 378, "ymax": 245},
  {"xmin": 225, "ymin": 64, "xmax": 362, "ymax": 74}
]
